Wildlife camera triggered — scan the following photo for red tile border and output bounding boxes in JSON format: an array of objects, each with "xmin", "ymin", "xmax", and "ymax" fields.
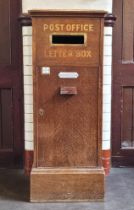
[
  {"xmin": 24, "ymin": 150, "xmax": 33, "ymax": 176},
  {"xmin": 102, "ymin": 150, "xmax": 111, "ymax": 175},
  {"xmin": 24, "ymin": 149, "xmax": 111, "ymax": 176}
]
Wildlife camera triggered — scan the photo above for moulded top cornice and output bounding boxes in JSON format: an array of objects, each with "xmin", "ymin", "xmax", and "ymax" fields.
[{"xmin": 28, "ymin": 9, "xmax": 108, "ymax": 18}]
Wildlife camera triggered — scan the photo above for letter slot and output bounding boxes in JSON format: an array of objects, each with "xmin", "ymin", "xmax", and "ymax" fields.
[
  {"xmin": 52, "ymin": 34, "xmax": 85, "ymax": 45},
  {"xmin": 60, "ymin": 86, "xmax": 77, "ymax": 95}
]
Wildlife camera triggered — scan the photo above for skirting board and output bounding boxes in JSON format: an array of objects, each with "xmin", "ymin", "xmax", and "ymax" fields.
[{"xmin": 30, "ymin": 167, "xmax": 105, "ymax": 202}]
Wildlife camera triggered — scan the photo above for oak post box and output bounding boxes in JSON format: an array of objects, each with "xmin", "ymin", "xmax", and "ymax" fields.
[{"xmin": 29, "ymin": 10, "xmax": 107, "ymax": 202}]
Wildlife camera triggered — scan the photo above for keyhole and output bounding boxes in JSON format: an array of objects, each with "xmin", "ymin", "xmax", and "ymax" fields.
[{"xmin": 39, "ymin": 108, "xmax": 44, "ymax": 116}]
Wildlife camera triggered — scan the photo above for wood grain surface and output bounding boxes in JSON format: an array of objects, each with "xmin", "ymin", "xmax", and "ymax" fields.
[
  {"xmin": 30, "ymin": 167, "xmax": 104, "ymax": 202},
  {"xmin": 36, "ymin": 66, "xmax": 99, "ymax": 167},
  {"xmin": 30, "ymin": 10, "xmax": 105, "ymax": 201}
]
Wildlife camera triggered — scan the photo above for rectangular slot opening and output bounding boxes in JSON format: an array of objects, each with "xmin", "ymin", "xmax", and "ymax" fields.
[{"xmin": 52, "ymin": 34, "xmax": 85, "ymax": 45}]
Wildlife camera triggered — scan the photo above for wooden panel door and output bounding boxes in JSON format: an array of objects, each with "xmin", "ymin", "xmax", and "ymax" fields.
[
  {"xmin": 36, "ymin": 66, "xmax": 99, "ymax": 167},
  {"xmin": 0, "ymin": 0, "xmax": 23, "ymax": 167},
  {"xmin": 112, "ymin": 0, "xmax": 134, "ymax": 166}
]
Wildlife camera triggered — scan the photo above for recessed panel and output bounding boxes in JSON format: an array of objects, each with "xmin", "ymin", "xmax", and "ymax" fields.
[
  {"xmin": 0, "ymin": 88, "xmax": 13, "ymax": 150},
  {"xmin": 121, "ymin": 87, "xmax": 134, "ymax": 149},
  {"xmin": 0, "ymin": 0, "xmax": 11, "ymax": 64}
]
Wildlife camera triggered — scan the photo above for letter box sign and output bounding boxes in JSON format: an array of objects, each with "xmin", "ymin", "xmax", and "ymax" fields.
[{"xmin": 29, "ymin": 10, "xmax": 107, "ymax": 202}]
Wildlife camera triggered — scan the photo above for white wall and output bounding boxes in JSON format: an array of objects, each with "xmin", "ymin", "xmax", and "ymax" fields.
[
  {"xmin": 22, "ymin": 0, "xmax": 112, "ymax": 12},
  {"xmin": 22, "ymin": 0, "xmax": 113, "ymax": 151}
]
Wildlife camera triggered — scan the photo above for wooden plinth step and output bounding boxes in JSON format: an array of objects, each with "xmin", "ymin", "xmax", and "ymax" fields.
[{"xmin": 30, "ymin": 167, "xmax": 104, "ymax": 202}]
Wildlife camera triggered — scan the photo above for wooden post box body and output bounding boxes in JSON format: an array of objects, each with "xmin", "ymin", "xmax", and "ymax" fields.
[{"xmin": 30, "ymin": 10, "xmax": 106, "ymax": 202}]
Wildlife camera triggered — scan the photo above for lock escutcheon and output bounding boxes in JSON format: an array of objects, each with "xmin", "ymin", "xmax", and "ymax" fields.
[{"xmin": 39, "ymin": 108, "xmax": 44, "ymax": 116}]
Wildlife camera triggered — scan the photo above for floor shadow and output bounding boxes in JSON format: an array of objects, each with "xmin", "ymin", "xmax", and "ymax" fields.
[{"xmin": 0, "ymin": 169, "xmax": 29, "ymax": 202}]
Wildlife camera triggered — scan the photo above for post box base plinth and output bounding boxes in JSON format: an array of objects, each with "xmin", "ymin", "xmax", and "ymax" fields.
[{"xmin": 30, "ymin": 167, "xmax": 104, "ymax": 202}]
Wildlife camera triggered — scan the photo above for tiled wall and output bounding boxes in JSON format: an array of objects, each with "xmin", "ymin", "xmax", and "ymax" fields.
[
  {"xmin": 23, "ymin": 27, "xmax": 33, "ymax": 150},
  {"xmin": 103, "ymin": 27, "xmax": 112, "ymax": 150},
  {"xmin": 22, "ymin": 0, "xmax": 113, "ymax": 154}
]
